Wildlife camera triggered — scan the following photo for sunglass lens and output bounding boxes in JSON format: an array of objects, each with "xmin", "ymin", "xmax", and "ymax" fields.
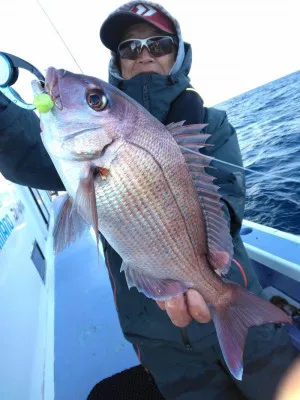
[
  {"xmin": 118, "ymin": 37, "xmax": 176, "ymax": 60},
  {"xmin": 118, "ymin": 40, "xmax": 141, "ymax": 60},
  {"xmin": 147, "ymin": 37, "xmax": 174, "ymax": 56}
]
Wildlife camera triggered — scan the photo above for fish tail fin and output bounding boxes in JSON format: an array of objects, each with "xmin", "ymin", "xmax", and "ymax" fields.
[{"xmin": 211, "ymin": 282, "xmax": 291, "ymax": 381}]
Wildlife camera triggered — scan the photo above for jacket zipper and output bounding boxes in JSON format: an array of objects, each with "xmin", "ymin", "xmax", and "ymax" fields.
[{"xmin": 180, "ymin": 327, "xmax": 192, "ymax": 351}]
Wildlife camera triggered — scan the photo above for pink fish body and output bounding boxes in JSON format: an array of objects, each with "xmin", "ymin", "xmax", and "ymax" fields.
[{"xmin": 33, "ymin": 68, "xmax": 291, "ymax": 380}]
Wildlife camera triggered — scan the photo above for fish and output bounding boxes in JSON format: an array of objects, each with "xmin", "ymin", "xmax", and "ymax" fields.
[{"xmin": 32, "ymin": 67, "xmax": 291, "ymax": 380}]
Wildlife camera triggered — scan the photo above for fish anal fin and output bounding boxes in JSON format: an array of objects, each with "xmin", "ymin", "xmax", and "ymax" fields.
[
  {"xmin": 53, "ymin": 194, "xmax": 89, "ymax": 254},
  {"xmin": 122, "ymin": 263, "xmax": 192, "ymax": 301},
  {"xmin": 212, "ymin": 282, "xmax": 292, "ymax": 381}
]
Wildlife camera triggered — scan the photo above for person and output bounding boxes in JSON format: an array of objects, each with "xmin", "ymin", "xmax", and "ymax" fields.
[{"xmin": 0, "ymin": 1, "xmax": 298, "ymax": 399}]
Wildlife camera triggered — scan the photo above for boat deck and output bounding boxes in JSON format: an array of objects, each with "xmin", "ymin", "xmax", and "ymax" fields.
[{"xmin": 54, "ymin": 232, "xmax": 139, "ymax": 400}]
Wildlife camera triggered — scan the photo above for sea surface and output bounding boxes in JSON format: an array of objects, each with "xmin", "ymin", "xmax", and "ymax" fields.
[{"xmin": 215, "ymin": 70, "xmax": 300, "ymax": 235}]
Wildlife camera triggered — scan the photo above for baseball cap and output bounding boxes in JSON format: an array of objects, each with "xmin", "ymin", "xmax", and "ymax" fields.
[{"xmin": 100, "ymin": 2, "xmax": 176, "ymax": 52}]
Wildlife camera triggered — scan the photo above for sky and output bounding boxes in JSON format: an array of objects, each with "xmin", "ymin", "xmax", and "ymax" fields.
[{"xmin": 1, "ymin": 0, "xmax": 299, "ymax": 106}]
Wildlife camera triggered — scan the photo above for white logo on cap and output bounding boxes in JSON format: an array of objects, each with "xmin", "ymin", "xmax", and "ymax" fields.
[{"xmin": 132, "ymin": 4, "xmax": 156, "ymax": 17}]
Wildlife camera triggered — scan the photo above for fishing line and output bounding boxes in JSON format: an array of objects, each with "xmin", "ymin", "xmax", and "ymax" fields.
[
  {"xmin": 179, "ymin": 145, "xmax": 300, "ymax": 186},
  {"xmin": 36, "ymin": 0, "xmax": 84, "ymax": 74}
]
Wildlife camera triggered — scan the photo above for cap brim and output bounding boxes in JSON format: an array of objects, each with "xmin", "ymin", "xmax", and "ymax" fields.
[{"xmin": 100, "ymin": 12, "xmax": 169, "ymax": 52}]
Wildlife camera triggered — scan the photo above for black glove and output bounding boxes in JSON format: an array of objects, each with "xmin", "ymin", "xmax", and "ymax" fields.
[{"xmin": 0, "ymin": 91, "xmax": 11, "ymax": 111}]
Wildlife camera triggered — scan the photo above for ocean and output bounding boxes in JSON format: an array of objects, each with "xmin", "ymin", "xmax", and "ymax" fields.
[{"xmin": 215, "ymin": 70, "xmax": 300, "ymax": 236}]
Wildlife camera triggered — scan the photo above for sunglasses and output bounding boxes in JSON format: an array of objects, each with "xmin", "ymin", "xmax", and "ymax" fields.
[{"xmin": 117, "ymin": 36, "xmax": 177, "ymax": 60}]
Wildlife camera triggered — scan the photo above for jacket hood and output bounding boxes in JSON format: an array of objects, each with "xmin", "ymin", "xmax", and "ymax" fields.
[
  {"xmin": 102, "ymin": 1, "xmax": 194, "ymax": 122},
  {"xmin": 104, "ymin": 0, "xmax": 188, "ymax": 82}
]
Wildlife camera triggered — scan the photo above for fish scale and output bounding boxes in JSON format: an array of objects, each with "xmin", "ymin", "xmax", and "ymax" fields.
[
  {"xmin": 125, "ymin": 119, "xmax": 207, "ymax": 251},
  {"xmin": 95, "ymin": 142, "xmax": 201, "ymax": 279}
]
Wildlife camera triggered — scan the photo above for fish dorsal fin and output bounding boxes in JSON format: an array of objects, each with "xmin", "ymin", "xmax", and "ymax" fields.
[
  {"xmin": 167, "ymin": 122, "xmax": 211, "ymax": 161},
  {"xmin": 167, "ymin": 121, "xmax": 208, "ymax": 139},
  {"xmin": 168, "ymin": 122, "xmax": 234, "ymax": 274}
]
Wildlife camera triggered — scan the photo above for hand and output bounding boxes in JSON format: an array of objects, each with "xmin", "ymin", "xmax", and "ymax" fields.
[
  {"xmin": 156, "ymin": 289, "xmax": 211, "ymax": 328},
  {"xmin": 276, "ymin": 358, "xmax": 300, "ymax": 399}
]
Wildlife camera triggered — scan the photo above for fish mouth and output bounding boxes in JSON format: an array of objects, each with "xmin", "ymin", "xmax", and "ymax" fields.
[
  {"xmin": 45, "ymin": 67, "xmax": 63, "ymax": 108},
  {"xmin": 32, "ymin": 67, "xmax": 63, "ymax": 107}
]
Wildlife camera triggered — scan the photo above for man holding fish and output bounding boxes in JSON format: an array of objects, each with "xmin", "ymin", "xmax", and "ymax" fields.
[{"xmin": 0, "ymin": 1, "xmax": 298, "ymax": 399}]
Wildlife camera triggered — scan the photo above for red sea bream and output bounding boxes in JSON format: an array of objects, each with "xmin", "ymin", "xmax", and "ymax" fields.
[{"xmin": 33, "ymin": 67, "xmax": 291, "ymax": 380}]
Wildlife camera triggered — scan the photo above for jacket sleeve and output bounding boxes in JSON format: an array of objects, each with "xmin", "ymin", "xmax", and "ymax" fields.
[
  {"xmin": 203, "ymin": 107, "xmax": 246, "ymax": 238},
  {"xmin": 0, "ymin": 93, "xmax": 65, "ymax": 191}
]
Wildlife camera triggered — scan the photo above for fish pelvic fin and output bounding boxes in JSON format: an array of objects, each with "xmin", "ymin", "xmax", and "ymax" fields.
[
  {"xmin": 72, "ymin": 165, "xmax": 100, "ymax": 254},
  {"xmin": 53, "ymin": 194, "xmax": 89, "ymax": 254},
  {"xmin": 211, "ymin": 282, "xmax": 292, "ymax": 381}
]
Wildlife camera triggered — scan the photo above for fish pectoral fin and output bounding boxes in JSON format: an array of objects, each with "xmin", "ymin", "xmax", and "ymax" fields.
[
  {"xmin": 211, "ymin": 282, "xmax": 292, "ymax": 381},
  {"xmin": 122, "ymin": 263, "xmax": 192, "ymax": 301},
  {"xmin": 72, "ymin": 165, "xmax": 99, "ymax": 251},
  {"xmin": 53, "ymin": 193, "xmax": 89, "ymax": 254}
]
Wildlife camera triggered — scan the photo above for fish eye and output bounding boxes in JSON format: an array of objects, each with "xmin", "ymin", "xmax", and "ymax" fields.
[{"xmin": 86, "ymin": 89, "xmax": 108, "ymax": 111}]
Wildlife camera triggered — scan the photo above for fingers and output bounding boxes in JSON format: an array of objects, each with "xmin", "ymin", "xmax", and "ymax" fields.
[
  {"xmin": 156, "ymin": 300, "xmax": 166, "ymax": 310},
  {"xmin": 156, "ymin": 289, "xmax": 212, "ymax": 327},
  {"xmin": 186, "ymin": 289, "xmax": 211, "ymax": 323},
  {"xmin": 164, "ymin": 295, "xmax": 192, "ymax": 328},
  {"xmin": 276, "ymin": 358, "xmax": 300, "ymax": 400}
]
